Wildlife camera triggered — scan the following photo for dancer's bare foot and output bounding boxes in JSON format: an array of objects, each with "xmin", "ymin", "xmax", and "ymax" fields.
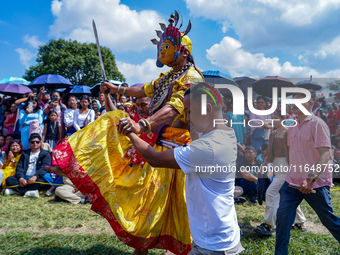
[{"xmin": 131, "ymin": 249, "xmax": 148, "ymax": 255}]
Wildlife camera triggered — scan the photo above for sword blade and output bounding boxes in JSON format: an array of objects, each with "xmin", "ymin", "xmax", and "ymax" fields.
[{"xmin": 92, "ymin": 19, "xmax": 107, "ymax": 81}]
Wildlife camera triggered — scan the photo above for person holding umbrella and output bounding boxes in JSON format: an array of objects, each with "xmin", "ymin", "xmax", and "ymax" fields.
[{"xmin": 18, "ymin": 96, "xmax": 44, "ymax": 150}]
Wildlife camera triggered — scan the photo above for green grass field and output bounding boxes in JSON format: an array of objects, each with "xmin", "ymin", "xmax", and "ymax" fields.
[{"xmin": 1, "ymin": 184, "xmax": 340, "ymax": 255}]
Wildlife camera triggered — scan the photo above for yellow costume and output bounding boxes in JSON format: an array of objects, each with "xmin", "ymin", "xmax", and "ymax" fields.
[
  {"xmin": 54, "ymin": 12, "xmax": 203, "ymax": 254},
  {"xmin": 1, "ymin": 154, "xmax": 21, "ymax": 186}
]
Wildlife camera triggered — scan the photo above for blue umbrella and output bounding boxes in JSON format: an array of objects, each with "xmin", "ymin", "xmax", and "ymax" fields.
[
  {"xmin": 295, "ymin": 78, "xmax": 322, "ymax": 91},
  {"xmin": 90, "ymin": 80, "xmax": 122, "ymax": 97},
  {"xmin": 69, "ymin": 85, "xmax": 92, "ymax": 97},
  {"xmin": 0, "ymin": 77, "xmax": 30, "ymax": 85},
  {"xmin": 29, "ymin": 74, "xmax": 73, "ymax": 89},
  {"xmin": 202, "ymin": 70, "xmax": 238, "ymax": 97},
  {"xmin": 0, "ymin": 83, "xmax": 32, "ymax": 96}
]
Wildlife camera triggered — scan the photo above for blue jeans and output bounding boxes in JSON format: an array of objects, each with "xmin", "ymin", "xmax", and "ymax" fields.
[
  {"xmin": 275, "ymin": 182, "xmax": 340, "ymax": 255},
  {"xmin": 240, "ymin": 178, "xmax": 257, "ymax": 197}
]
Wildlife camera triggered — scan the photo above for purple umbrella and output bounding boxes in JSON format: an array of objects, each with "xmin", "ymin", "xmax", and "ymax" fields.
[
  {"xmin": 131, "ymin": 83, "xmax": 144, "ymax": 87},
  {"xmin": 0, "ymin": 83, "xmax": 32, "ymax": 96},
  {"xmin": 29, "ymin": 74, "xmax": 73, "ymax": 90},
  {"xmin": 252, "ymin": 76, "xmax": 295, "ymax": 98}
]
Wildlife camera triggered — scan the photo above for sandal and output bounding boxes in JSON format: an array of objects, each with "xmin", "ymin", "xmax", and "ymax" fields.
[
  {"xmin": 292, "ymin": 223, "xmax": 308, "ymax": 232},
  {"xmin": 253, "ymin": 223, "xmax": 274, "ymax": 236}
]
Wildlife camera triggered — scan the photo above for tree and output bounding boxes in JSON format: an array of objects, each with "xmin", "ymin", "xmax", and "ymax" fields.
[
  {"xmin": 23, "ymin": 39, "xmax": 125, "ymax": 86},
  {"xmin": 325, "ymin": 80, "xmax": 340, "ymax": 91}
]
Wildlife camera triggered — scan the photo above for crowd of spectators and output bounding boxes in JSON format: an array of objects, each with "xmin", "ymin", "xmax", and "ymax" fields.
[{"xmin": 0, "ymin": 83, "xmax": 142, "ymax": 202}]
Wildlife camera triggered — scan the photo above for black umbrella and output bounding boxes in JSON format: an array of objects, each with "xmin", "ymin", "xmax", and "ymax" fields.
[
  {"xmin": 252, "ymin": 76, "xmax": 295, "ymax": 98},
  {"xmin": 234, "ymin": 76, "xmax": 259, "ymax": 98},
  {"xmin": 28, "ymin": 74, "xmax": 73, "ymax": 90}
]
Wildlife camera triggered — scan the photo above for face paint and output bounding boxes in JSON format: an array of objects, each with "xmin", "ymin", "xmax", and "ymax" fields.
[{"xmin": 158, "ymin": 39, "xmax": 178, "ymax": 66}]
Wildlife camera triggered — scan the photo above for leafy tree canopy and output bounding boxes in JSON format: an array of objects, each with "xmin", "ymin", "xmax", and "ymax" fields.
[{"xmin": 23, "ymin": 38, "xmax": 125, "ymax": 86}]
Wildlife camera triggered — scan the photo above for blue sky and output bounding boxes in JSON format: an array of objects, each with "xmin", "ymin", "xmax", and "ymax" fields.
[{"xmin": 1, "ymin": 0, "xmax": 340, "ymax": 87}]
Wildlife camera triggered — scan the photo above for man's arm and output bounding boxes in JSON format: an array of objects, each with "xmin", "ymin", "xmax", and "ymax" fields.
[
  {"xmin": 102, "ymin": 81, "xmax": 147, "ymax": 98},
  {"xmin": 299, "ymin": 147, "xmax": 330, "ymax": 194},
  {"xmin": 15, "ymin": 153, "xmax": 26, "ymax": 179},
  {"xmin": 105, "ymin": 94, "xmax": 116, "ymax": 112},
  {"xmin": 147, "ymin": 105, "xmax": 179, "ymax": 132},
  {"xmin": 35, "ymin": 151, "xmax": 51, "ymax": 179},
  {"xmin": 127, "ymin": 132, "xmax": 180, "ymax": 169},
  {"xmin": 240, "ymin": 168, "xmax": 258, "ymax": 182}
]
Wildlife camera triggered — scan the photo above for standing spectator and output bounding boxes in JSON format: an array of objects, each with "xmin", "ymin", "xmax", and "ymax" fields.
[
  {"xmin": 91, "ymin": 99, "xmax": 100, "ymax": 112},
  {"xmin": 95, "ymin": 111, "xmax": 101, "ymax": 120},
  {"xmin": 5, "ymin": 134, "xmax": 51, "ymax": 197},
  {"xmin": 0, "ymin": 135, "xmax": 5, "ymax": 150},
  {"xmin": 98, "ymin": 92, "xmax": 105, "ymax": 108},
  {"xmin": 43, "ymin": 91, "xmax": 67, "ymax": 136},
  {"xmin": 73, "ymin": 95, "xmax": 95, "ymax": 131},
  {"xmin": 226, "ymin": 98, "xmax": 248, "ymax": 144},
  {"xmin": 64, "ymin": 96, "xmax": 78, "ymax": 137},
  {"xmin": 119, "ymin": 95, "xmax": 127, "ymax": 104},
  {"xmin": 2, "ymin": 110, "xmax": 10, "ymax": 136},
  {"xmin": 326, "ymin": 105, "xmax": 337, "ymax": 135},
  {"xmin": 37, "ymin": 86, "xmax": 51, "ymax": 108},
  {"xmin": 333, "ymin": 102, "xmax": 340, "ymax": 125},
  {"xmin": 3, "ymin": 104, "xmax": 17, "ymax": 135},
  {"xmin": 2, "ymin": 134, "xmax": 15, "ymax": 153},
  {"xmin": 42, "ymin": 111, "xmax": 62, "ymax": 149},
  {"xmin": 275, "ymin": 91, "xmax": 340, "ymax": 254},
  {"xmin": 19, "ymin": 96, "xmax": 44, "ymax": 150},
  {"xmin": 0, "ymin": 140, "xmax": 22, "ymax": 188},
  {"xmin": 249, "ymin": 96, "xmax": 272, "ymax": 150},
  {"xmin": 253, "ymin": 107, "xmax": 306, "ymax": 236}
]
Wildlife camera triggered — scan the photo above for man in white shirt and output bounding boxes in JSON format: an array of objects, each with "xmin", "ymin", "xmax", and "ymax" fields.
[{"xmin": 118, "ymin": 83, "xmax": 244, "ymax": 254}]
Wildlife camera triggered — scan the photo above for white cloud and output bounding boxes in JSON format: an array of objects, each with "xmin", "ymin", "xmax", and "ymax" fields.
[
  {"xmin": 15, "ymin": 48, "xmax": 35, "ymax": 69},
  {"xmin": 23, "ymin": 35, "xmax": 43, "ymax": 48},
  {"xmin": 298, "ymin": 36, "xmax": 340, "ymax": 71},
  {"xmin": 49, "ymin": 0, "xmax": 165, "ymax": 52},
  {"xmin": 117, "ymin": 59, "xmax": 168, "ymax": 85},
  {"xmin": 206, "ymin": 36, "xmax": 319, "ymax": 78},
  {"xmin": 185, "ymin": 0, "xmax": 340, "ymax": 51}
]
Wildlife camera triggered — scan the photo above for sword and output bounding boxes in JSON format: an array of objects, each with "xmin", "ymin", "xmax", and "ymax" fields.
[{"xmin": 92, "ymin": 19, "xmax": 110, "ymax": 93}]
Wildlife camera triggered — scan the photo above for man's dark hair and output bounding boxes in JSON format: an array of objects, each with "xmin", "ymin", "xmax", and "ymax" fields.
[
  {"xmin": 29, "ymin": 133, "xmax": 41, "ymax": 142},
  {"xmin": 184, "ymin": 82, "xmax": 223, "ymax": 111},
  {"xmin": 293, "ymin": 89, "xmax": 316, "ymax": 104},
  {"xmin": 256, "ymin": 96, "xmax": 268, "ymax": 103},
  {"xmin": 245, "ymin": 145, "xmax": 257, "ymax": 154}
]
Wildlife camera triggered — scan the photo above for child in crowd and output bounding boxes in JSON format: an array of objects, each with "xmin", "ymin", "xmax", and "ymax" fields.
[
  {"xmin": 95, "ymin": 111, "xmax": 101, "ymax": 120},
  {"xmin": 42, "ymin": 111, "xmax": 62, "ymax": 149}
]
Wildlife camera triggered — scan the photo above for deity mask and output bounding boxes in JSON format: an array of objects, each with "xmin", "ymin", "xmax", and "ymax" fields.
[{"xmin": 151, "ymin": 11, "xmax": 192, "ymax": 68}]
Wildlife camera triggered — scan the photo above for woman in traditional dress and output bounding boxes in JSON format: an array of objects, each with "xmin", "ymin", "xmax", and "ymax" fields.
[{"xmin": 52, "ymin": 12, "xmax": 203, "ymax": 255}]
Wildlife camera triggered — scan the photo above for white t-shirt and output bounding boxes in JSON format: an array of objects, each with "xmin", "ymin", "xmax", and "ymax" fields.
[
  {"xmin": 26, "ymin": 151, "xmax": 40, "ymax": 176},
  {"xmin": 63, "ymin": 108, "xmax": 75, "ymax": 128},
  {"xmin": 73, "ymin": 109, "xmax": 95, "ymax": 131},
  {"xmin": 174, "ymin": 129, "xmax": 240, "ymax": 251}
]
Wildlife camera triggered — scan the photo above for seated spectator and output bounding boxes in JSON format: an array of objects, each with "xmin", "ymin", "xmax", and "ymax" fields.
[
  {"xmin": 54, "ymin": 177, "xmax": 86, "ymax": 204},
  {"xmin": 19, "ymin": 96, "xmax": 44, "ymax": 150},
  {"xmin": 237, "ymin": 145, "xmax": 261, "ymax": 203},
  {"xmin": 5, "ymin": 133, "xmax": 51, "ymax": 198},
  {"xmin": 0, "ymin": 140, "xmax": 22, "ymax": 187}
]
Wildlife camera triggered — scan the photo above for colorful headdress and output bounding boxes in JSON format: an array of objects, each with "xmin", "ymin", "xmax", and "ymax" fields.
[{"xmin": 151, "ymin": 11, "xmax": 192, "ymax": 67}]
